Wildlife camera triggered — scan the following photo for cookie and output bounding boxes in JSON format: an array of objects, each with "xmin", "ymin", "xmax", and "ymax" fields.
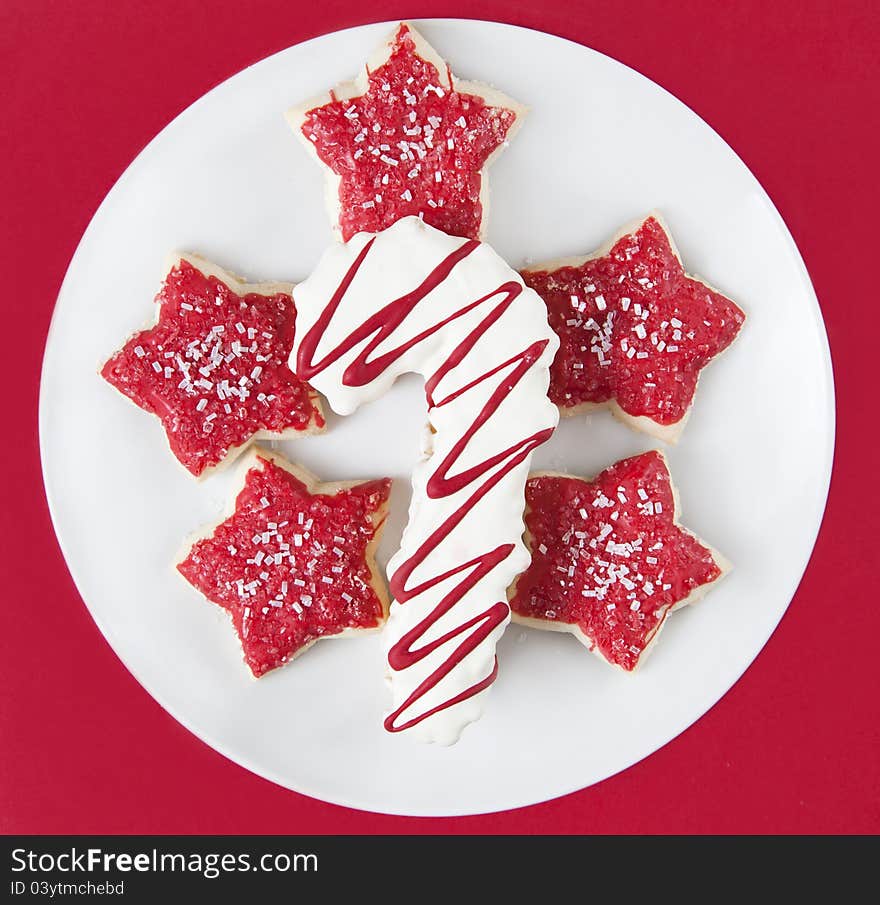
[
  {"xmin": 291, "ymin": 215, "xmax": 559, "ymax": 744},
  {"xmin": 522, "ymin": 215, "xmax": 745, "ymax": 442},
  {"xmin": 287, "ymin": 21, "xmax": 525, "ymax": 242},
  {"xmin": 177, "ymin": 449, "xmax": 392, "ymax": 677},
  {"xmin": 101, "ymin": 254, "xmax": 324, "ymax": 477},
  {"xmin": 509, "ymin": 450, "xmax": 729, "ymax": 671}
]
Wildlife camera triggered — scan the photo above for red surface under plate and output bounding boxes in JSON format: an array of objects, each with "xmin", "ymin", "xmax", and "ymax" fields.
[{"xmin": 2, "ymin": 0, "xmax": 878, "ymax": 833}]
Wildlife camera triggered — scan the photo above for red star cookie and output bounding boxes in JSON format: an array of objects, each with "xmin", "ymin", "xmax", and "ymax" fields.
[
  {"xmin": 509, "ymin": 451, "xmax": 729, "ymax": 671},
  {"xmin": 177, "ymin": 450, "xmax": 392, "ymax": 677},
  {"xmin": 101, "ymin": 254, "xmax": 324, "ymax": 478},
  {"xmin": 287, "ymin": 21, "xmax": 525, "ymax": 241},
  {"xmin": 522, "ymin": 215, "xmax": 745, "ymax": 442}
]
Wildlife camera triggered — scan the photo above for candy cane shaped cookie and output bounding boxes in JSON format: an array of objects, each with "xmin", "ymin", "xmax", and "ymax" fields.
[{"xmin": 292, "ymin": 216, "xmax": 559, "ymax": 744}]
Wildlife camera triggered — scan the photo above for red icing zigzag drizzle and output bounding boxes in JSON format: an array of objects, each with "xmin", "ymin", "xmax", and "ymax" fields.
[{"xmin": 296, "ymin": 237, "xmax": 554, "ymax": 733}]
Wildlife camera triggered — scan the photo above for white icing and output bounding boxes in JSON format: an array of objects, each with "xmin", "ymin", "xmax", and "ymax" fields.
[{"xmin": 291, "ymin": 217, "xmax": 559, "ymax": 743}]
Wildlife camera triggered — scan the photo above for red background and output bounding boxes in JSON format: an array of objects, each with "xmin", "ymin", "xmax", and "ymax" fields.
[{"xmin": 2, "ymin": 0, "xmax": 877, "ymax": 834}]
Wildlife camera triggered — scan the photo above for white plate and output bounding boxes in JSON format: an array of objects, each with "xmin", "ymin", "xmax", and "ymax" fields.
[{"xmin": 40, "ymin": 19, "xmax": 834, "ymax": 816}]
